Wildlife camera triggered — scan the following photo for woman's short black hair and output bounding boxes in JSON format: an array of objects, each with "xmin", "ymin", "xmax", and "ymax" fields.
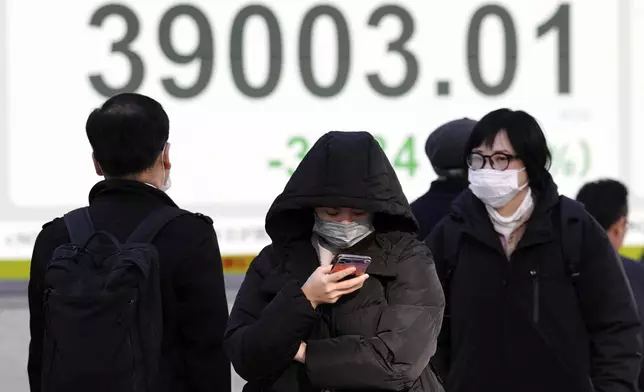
[{"xmin": 465, "ymin": 108, "xmax": 552, "ymax": 190}]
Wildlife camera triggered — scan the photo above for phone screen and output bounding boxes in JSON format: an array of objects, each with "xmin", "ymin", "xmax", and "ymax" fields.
[{"xmin": 330, "ymin": 254, "xmax": 372, "ymax": 276}]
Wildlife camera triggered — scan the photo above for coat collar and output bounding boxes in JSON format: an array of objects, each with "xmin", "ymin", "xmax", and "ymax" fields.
[
  {"xmin": 88, "ymin": 179, "xmax": 178, "ymax": 207},
  {"xmin": 449, "ymin": 179, "xmax": 561, "ymax": 257}
]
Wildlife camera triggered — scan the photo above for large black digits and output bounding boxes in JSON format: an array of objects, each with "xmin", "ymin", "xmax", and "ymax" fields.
[
  {"xmin": 467, "ymin": 5, "xmax": 518, "ymax": 96},
  {"xmin": 537, "ymin": 4, "xmax": 571, "ymax": 94},
  {"xmin": 159, "ymin": 4, "xmax": 214, "ymax": 99},
  {"xmin": 230, "ymin": 5, "xmax": 282, "ymax": 98},
  {"xmin": 367, "ymin": 5, "xmax": 418, "ymax": 97},
  {"xmin": 299, "ymin": 5, "xmax": 351, "ymax": 98},
  {"xmin": 89, "ymin": 4, "xmax": 144, "ymax": 97}
]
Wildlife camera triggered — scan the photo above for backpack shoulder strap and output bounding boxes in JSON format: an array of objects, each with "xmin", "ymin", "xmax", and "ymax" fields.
[
  {"xmin": 63, "ymin": 207, "xmax": 95, "ymax": 247},
  {"xmin": 557, "ymin": 196, "xmax": 585, "ymax": 284},
  {"xmin": 430, "ymin": 216, "xmax": 461, "ymax": 385},
  {"xmin": 126, "ymin": 206, "xmax": 193, "ymax": 244}
]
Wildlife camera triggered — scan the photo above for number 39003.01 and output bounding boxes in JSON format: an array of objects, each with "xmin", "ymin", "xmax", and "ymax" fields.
[{"xmin": 89, "ymin": 2, "xmax": 570, "ymax": 99}]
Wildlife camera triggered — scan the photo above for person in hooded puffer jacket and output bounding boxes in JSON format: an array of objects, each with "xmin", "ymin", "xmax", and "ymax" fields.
[
  {"xmin": 224, "ymin": 131, "xmax": 445, "ymax": 392},
  {"xmin": 426, "ymin": 108, "xmax": 642, "ymax": 392}
]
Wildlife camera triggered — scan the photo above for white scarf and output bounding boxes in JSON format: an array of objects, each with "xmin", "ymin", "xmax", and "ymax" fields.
[
  {"xmin": 312, "ymin": 234, "xmax": 338, "ymax": 266},
  {"xmin": 485, "ymin": 187, "xmax": 534, "ymax": 238}
]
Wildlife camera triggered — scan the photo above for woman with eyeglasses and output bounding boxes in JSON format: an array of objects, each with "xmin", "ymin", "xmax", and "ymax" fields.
[{"xmin": 425, "ymin": 108, "xmax": 642, "ymax": 392}]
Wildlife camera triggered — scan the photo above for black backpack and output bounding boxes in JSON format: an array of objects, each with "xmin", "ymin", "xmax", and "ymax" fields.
[{"xmin": 41, "ymin": 206, "xmax": 188, "ymax": 392}]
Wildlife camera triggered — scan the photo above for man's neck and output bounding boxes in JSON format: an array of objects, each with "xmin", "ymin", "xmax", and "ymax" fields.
[{"xmin": 105, "ymin": 172, "xmax": 161, "ymax": 189}]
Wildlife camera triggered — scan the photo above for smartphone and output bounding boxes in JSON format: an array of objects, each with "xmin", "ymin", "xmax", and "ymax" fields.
[{"xmin": 330, "ymin": 254, "xmax": 372, "ymax": 276}]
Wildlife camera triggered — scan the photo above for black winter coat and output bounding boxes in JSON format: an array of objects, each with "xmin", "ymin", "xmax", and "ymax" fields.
[
  {"xmin": 426, "ymin": 177, "xmax": 642, "ymax": 392},
  {"xmin": 224, "ymin": 131, "xmax": 446, "ymax": 392},
  {"xmin": 621, "ymin": 256, "xmax": 644, "ymax": 391},
  {"xmin": 28, "ymin": 180, "xmax": 231, "ymax": 392},
  {"xmin": 411, "ymin": 178, "xmax": 468, "ymax": 241}
]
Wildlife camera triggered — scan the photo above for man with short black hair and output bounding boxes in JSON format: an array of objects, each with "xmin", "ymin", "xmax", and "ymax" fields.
[
  {"xmin": 576, "ymin": 178, "xmax": 644, "ymax": 391},
  {"xmin": 412, "ymin": 118, "xmax": 477, "ymax": 240},
  {"xmin": 28, "ymin": 93, "xmax": 231, "ymax": 392}
]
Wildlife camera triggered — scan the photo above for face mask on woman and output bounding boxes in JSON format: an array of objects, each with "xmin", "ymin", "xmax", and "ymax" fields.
[
  {"xmin": 313, "ymin": 214, "xmax": 374, "ymax": 249},
  {"xmin": 468, "ymin": 168, "xmax": 528, "ymax": 208}
]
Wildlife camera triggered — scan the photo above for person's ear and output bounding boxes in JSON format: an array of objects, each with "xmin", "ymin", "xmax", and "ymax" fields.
[
  {"xmin": 615, "ymin": 216, "xmax": 628, "ymax": 236},
  {"xmin": 607, "ymin": 216, "xmax": 627, "ymax": 250},
  {"xmin": 92, "ymin": 153, "xmax": 103, "ymax": 176},
  {"xmin": 162, "ymin": 143, "xmax": 171, "ymax": 170}
]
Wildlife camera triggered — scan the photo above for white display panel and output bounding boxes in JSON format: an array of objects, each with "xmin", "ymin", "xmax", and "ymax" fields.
[
  {"xmin": 0, "ymin": 0, "xmax": 636, "ymax": 256},
  {"xmin": 631, "ymin": 0, "xmax": 644, "ymax": 196}
]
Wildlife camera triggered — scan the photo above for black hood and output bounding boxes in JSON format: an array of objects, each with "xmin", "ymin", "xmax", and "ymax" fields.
[{"xmin": 265, "ymin": 131, "xmax": 418, "ymax": 244}]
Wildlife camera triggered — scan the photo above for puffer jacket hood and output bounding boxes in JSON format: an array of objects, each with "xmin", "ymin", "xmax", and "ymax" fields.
[
  {"xmin": 226, "ymin": 131, "xmax": 446, "ymax": 392},
  {"xmin": 266, "ymin": 131, "xmax": 418, "ymax": 244}
]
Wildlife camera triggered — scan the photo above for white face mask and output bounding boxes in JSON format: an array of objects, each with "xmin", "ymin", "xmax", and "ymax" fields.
[
  {"xmin": 468, "ymin": 168, "xmax": 528, "ymax": 208},
  {"xmin": 145, "ymin": 171, "xmax": 171, "ymax": 192},
  {"xmin": 160, "ymin": 169, "xmax": 171, "ymax": 192}
]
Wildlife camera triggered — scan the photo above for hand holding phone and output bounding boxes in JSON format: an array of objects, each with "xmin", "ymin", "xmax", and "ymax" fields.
[
  {"xmin": 302, "ymin": 258, "xmax": 370, "ymax": 308},
  {"xmin": 330, "ymin": 254, "xmax": 372, "ymax": 276}
]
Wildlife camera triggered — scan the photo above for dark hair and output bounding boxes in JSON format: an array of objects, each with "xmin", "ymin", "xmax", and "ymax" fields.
[
  {"xmin": 86, "ymin": 93, "xmax": 169, "ymax": 177},
  {"xmin": 464, "ymin": 108, "xmax": 552, "ymax": 190},
  {"xmin": 576, "ymin": 179, "xmax": 628, "ymax": 230}
]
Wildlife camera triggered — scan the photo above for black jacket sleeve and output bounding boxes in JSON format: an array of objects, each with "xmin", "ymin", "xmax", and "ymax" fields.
[
  {"xmin": 304, "ymin": 240, "xmax": 445, "ymax": 391},
  {"xmin": 173, "ymin": 223, "xmax": 231, "ymax": 392},
  {"xmin": 28, "ymin": 236, "xmax": 46, "ymax": 392},
  {"xmin": 578, "ymin": 217, "xmax": 642, "ymax": 392},
  {"xmin": 28, "ymin": 220, "xmax": 65, "ymax": 392},
  {"xmin": 424, "ymin": 221, "xmax": 451, "ymax": 383},
  {"xmin": 223, "ymin": 247, "xmax": 320, "ymax": 382}
]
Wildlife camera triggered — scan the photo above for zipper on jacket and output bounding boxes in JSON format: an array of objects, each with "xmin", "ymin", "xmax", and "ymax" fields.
[{"xmin": 530, "ymin": 268, "xmax": 540, "ymax": 323}]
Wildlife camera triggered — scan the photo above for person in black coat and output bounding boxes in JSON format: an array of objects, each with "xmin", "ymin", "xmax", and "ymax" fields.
[
  {"xmin": 426, "ymin": 108, "xmax": 642, "ymax": 392},
  {"xmin": 411, "ymin": 118, "xmax": 476, "ymax": 240},
  {"xmin": 27, "ymin": 93, "xmax": 231, "ymax": 392},
  {"xmin": 224, "ymin": 131, "xmax": 445, "ymax": 392},
  {"xmin": 576, "ymin": 179, "xmax": 644, "ymax": 391}
]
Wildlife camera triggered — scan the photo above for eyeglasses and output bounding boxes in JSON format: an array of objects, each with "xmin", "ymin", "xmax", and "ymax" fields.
[{"xmin": 467, "ymin": 152, "xmax": 519, "ymax": 171}]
